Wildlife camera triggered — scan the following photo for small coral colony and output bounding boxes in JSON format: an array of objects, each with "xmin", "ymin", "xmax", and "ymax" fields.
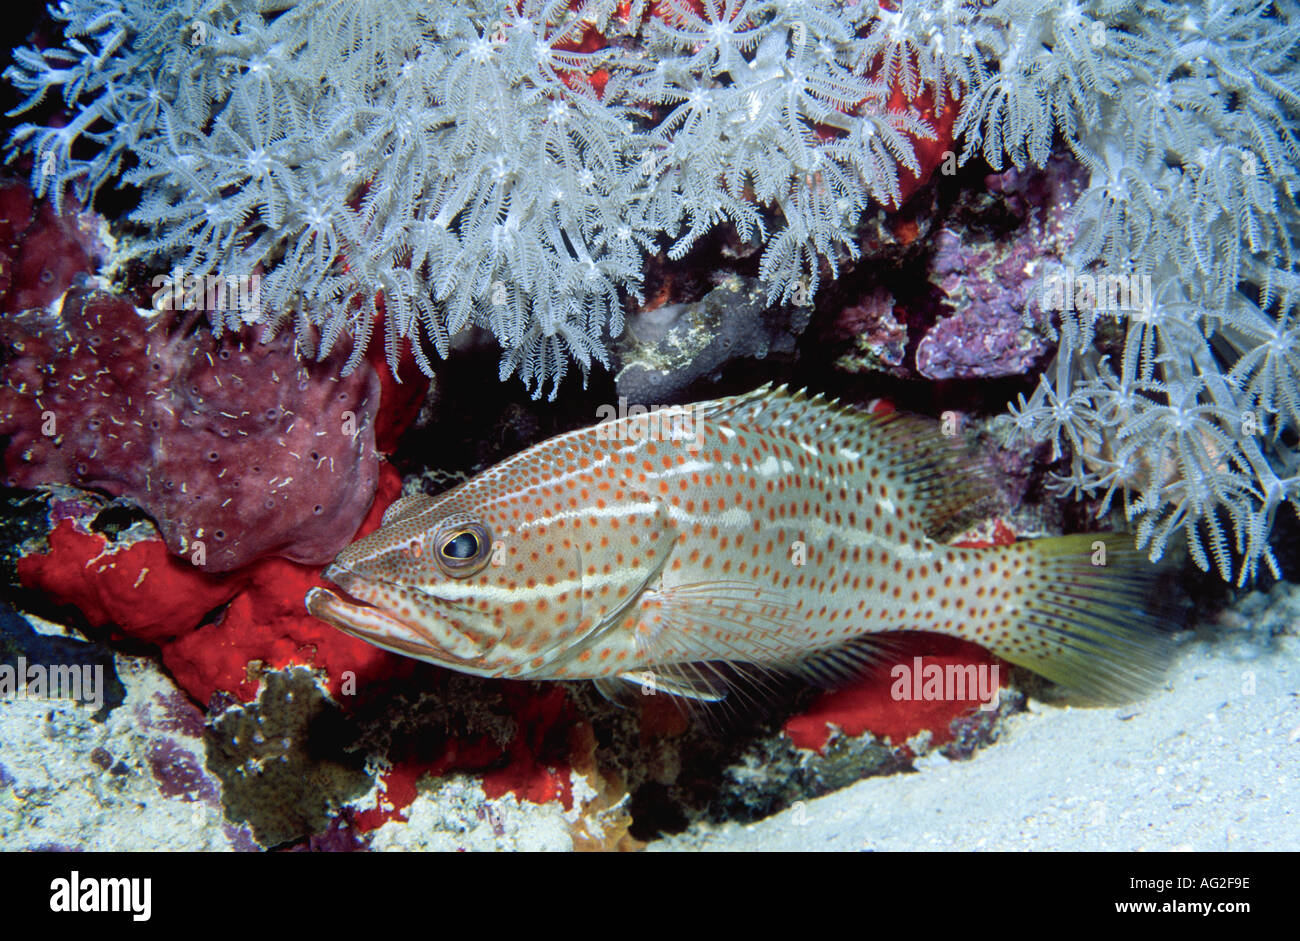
[{"xmin": 0, "ymin": 1, "xmax": 1296, "ymax": 844}]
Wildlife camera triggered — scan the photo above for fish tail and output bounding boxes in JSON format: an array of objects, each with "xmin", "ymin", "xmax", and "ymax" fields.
[{"xmin": 961, "ymin": 533, "xmax": 1181, "ymax": 704}]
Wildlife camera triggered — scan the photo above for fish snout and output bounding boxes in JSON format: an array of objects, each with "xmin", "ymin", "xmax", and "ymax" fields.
[
  {"xmin": 321, "ymin": 561, "xmax": 359, "ymax": 594},
  {"xmin": 311, "ymin": 560, "xmax": 504, "ymax": 670}
]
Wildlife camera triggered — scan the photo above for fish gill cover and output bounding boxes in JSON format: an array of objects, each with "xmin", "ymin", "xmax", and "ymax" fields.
[{"xmin": 3, "ymin": 1, "xmax": 1299, "ymax": 576}]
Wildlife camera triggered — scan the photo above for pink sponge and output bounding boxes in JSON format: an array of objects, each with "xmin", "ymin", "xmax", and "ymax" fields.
[
  {"xmin": 0, "ymin": 177, "xmax": 101, "ymax": 314},
  {"xmin": 0, "ymin": 286, "xmax": 381, "ymax": 571}
]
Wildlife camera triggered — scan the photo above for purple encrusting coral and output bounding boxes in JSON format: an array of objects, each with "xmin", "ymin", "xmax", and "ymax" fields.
[
  {"xmin": 913, "ymin": 225, "xmax": 1055, "ymax": 380},
  {"xmin": 141, "ymin": 688, "xmax": 208, "ymax": 739},
  {"xmin": 833, "ymin": 156, "xmax": 1087, "ymax": 382},
  {"xmin": 913, "ymin": 158, "xmax": 1087, "ymax": 381},
  {"xmin": 0, "ymin": 285, "xmax": 381, "ymax": 571},
  {"xmin": 144, "ymin": 737, "xmax": 219, "ymax": 802},
  {"xmin": 834, "ymin": 286, "xmax": 909, "ymax": 377}
]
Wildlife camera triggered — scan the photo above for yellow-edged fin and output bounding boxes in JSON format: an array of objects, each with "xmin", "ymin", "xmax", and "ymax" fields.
[
  {"xmin": 592, "ymin": 663, "xmax": 784, "ymax": 736},
  {"xmin": 634, "ymin": 581, "xmax": 802, "ymax": 664},
  {"xmin": 977, "ymin": 533, "xmax": 1177, "ymax": 704}
]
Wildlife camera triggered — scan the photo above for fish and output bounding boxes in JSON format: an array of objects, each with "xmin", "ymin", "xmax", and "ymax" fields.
[{"xmin": 305, "ymin": 385, "xmax": 1172, "ymax": 705}]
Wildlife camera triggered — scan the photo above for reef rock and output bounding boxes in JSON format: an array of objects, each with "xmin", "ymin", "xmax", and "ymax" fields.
[
  {"xmin": 0, "ymin": 601, "xmax": 257, "ymax": 851},
  {"xmin": 613, "ymin": 275, "xmax": 810, "ymax": 403}
]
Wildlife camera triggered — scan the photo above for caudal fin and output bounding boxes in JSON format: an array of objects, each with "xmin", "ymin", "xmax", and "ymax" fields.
[{"xmin": 979, "ymin": 533, "xmax": 1180, "ymax": 704}]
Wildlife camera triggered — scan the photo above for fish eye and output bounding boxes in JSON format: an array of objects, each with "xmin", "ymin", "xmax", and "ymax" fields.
[
  {"xmin": 436, "ymin": 522, "xmax": 491, "ymax": 576},
  {"xmin": 443, "ymin": 532, "xmax": 479, "ymax": 559}
]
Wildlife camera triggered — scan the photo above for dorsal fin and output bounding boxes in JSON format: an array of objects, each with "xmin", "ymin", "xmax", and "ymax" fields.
[
  {"xmin": 696, "ymin": 384, "xmax": 995, "ymax": 536},
  {"xmin": 859, "ymin": 410, "xmax": 997, "ymax": 535},
  {"xmin": 695, "ymin": 382, "xmax": 826, "ymax": 428}
]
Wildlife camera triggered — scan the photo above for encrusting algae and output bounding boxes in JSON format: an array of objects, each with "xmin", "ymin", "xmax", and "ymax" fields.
[{"xmin": 307, "ymin": 385, "xmax": 1173, "ymax": 706}]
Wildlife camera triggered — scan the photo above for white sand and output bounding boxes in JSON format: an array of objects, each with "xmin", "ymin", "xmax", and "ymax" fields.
[
  {"xmin": 5, "ymin": 585, "xmax": 1296, "ymax": 851},
  {"xmin": 651, "ymin": 584, "xmax": 1300, "ymax": 851}
]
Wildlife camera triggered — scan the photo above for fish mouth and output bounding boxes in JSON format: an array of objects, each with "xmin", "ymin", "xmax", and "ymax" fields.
[
  {"xmin": 320, "ymin": 563, "xmax": 379, "ymax": 604},
  {"xmin": 316, "ymin": 564, "xmax": 375, "ymax": 609},
  {"xmin": 305, "ymin": 585, "xmax": 435, "ymax": 657},
  {"xmin": 306, "ymin": 565, "xmax": 494, "ymax": 670}
]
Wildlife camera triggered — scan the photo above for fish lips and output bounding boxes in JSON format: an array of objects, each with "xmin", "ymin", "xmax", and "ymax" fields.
[{"xmin": 309, "ymin": 564, "xmax": 500, "ymax": 669}]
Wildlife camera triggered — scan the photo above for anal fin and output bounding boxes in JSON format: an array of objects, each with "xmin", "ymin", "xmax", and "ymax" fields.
[
  {"xmin": 593, "ymin": 665, "xmax": 729, "ymax": 705},
  {"xmin": 781, "ymin": 633, "xmax": 901, "ymax": 689}
]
